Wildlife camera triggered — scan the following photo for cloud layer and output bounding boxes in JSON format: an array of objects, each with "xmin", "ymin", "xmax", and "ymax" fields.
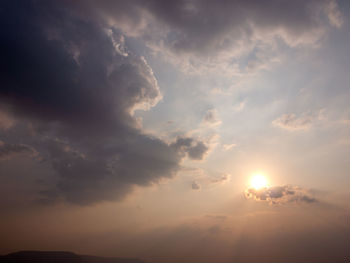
[{"xmin": 77, "ymin": 0, "xmax": 343, "ymax": 73}]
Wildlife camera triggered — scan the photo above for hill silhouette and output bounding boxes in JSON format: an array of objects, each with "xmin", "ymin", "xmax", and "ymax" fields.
[{"xmin": 0, "ymin": 251, "xmax": 147, "ymax": 263}]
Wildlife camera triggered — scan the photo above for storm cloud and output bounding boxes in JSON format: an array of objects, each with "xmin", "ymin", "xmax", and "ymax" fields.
[{"xmin": 0, "ymin": 0, "xmax": 208, "ymax": 205}]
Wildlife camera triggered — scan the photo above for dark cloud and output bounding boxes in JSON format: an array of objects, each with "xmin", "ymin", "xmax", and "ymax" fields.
[
  {"xmin": 39, "ymin": 135, "xmax": 183, "ymax": 205},
  {"xmin": 0, "ymin": 0, "xmax": 208, "ymax": 205},
  {"xmin": 245, "ymin": 185, "xmax": 317, "ymax": 205},
  {"xmin": 171, "ymin": 137, "xmax": 209, "ymax": 160},
  {"xmin": 79, "ymin": 0, "xmax": 343, "ymax": 66},
  {"xmin": 0, "ymin": 1, "xmax": 159, "ymax": 134}
]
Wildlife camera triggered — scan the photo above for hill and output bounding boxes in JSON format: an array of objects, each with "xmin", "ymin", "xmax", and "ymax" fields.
[{"xmin": 0, "ymin": 251, "xmax": 147, "ymax": 263}]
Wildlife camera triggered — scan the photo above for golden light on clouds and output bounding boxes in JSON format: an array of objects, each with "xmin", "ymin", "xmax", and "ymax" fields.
[{"xmin": 250, "ymin": 174, "xmax": 269, "ymax": 190}]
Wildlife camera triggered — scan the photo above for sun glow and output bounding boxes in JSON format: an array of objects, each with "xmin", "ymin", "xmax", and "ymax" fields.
[{"xmin": 250, "ymin": 174, "xmax": 268, "ymax": 190}]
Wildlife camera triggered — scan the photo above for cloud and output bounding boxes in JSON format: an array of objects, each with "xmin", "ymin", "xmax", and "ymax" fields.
[
  {"xmin": 0, "ymin": 141, "xmax": 37, "ymax": 161},
  {"xmin": 1, "ymin": 3, "xmax": 160, "ymax": 133},
  {"xmin": 272, "ymin": 111, "xmax": 324, "ymax": 131},
  {"xmin": 77, "ymin": 0, "xmax": 343, "ymax": 74},
  {"xmin": 222, "ymin": 143, "xmax": 236, "ymax": 151},
  {"xmin": 211, "ymin": 173, "xmax": 231, "ymax": 184},
  {"xmin": 186, "ymin": 170, "xmax": 231, "ymax": 190},
  {"xmin": 0, "ymin": 110, "xmax": 15, "ymax": 130},
  {"xmin": 171, "ymin": 137, "xmax": 209, "ymax": 161},
  {"xmin": 326, "ymin": 0, "xmax": 344, "ymax": 28},
  {"xmin": 245, "ymin": 185, "xmax": 317, "ymax": 205},
  {"xmin": 202, "ymin": 109, "xmax": 221, "ymax": 127},
  {"xmin": 233, "ymin": 101, "xmax": 246, "ymax": 112},
  {"xmin": 0, "ymin": 0, "xmax": 208, "ymax": 205},
  {"xmin": 191, "ymin": 181, "xmax": 201, "ymax": 190}
]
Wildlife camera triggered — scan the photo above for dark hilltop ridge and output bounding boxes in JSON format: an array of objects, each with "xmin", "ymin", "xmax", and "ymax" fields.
[{"xmin": 0, "ymin": 251, "xmax": 147, "ymax": 263}]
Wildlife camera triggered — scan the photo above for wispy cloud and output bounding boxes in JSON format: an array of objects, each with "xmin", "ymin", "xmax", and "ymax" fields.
[
  {"xmin": 0, "ymin": 141, "xmax": 37, "ymax": 161},
  {"xmin": 191, "ymin": 181, "xmax": 201, "ymax": 190},
  {"xmin": 326, "ymin": 0, "xmax": 344, "ymax": 28},
  {"xmin": 201, "ymin": 109, "xmax": 222, "ymax": 127},
  {"xmin": 272, "ymin": 110, "xmax": 325, "ymax": 131},
  {"xmin": 222, "ymin": 143, "xmax": 237, "ymax": 151}
]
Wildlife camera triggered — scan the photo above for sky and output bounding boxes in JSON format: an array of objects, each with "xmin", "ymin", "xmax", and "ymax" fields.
[{"xmin": 1, "ymin": 0, "xmax": 350, "ymax": 262}]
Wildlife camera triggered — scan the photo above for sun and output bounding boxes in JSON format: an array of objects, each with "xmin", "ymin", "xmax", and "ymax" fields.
[{"xmin": 250, "ymin": 174, "xmax": 268, "ymax": 190}]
